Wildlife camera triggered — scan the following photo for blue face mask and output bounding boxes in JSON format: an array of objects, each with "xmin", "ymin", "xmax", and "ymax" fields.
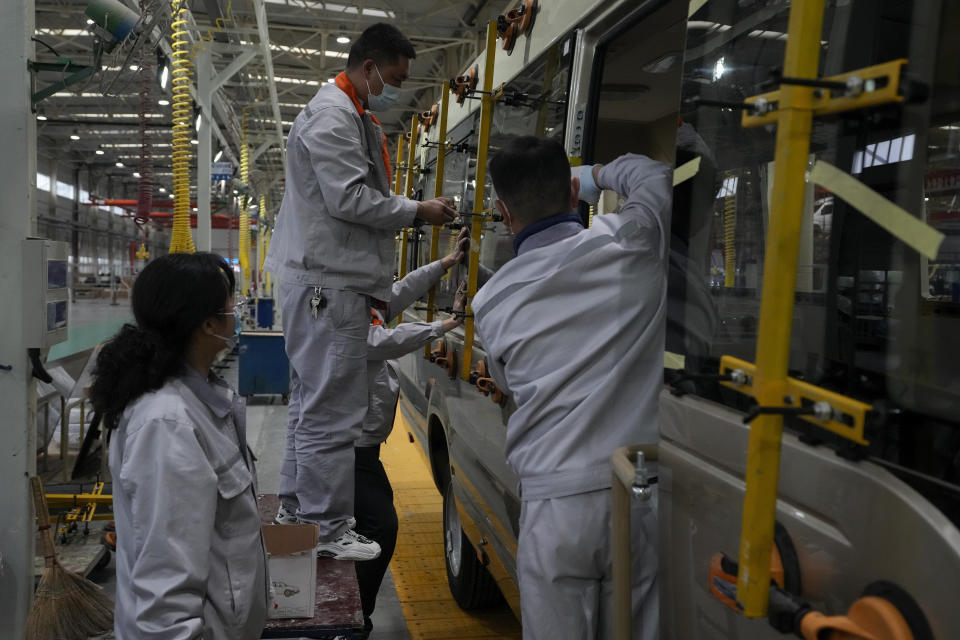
[{"xmin": 366, "ymin": 65, "xmax": 400, "ymax": 111}]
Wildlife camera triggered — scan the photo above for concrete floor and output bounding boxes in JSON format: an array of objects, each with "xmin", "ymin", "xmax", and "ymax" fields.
[{"xmin": 243, "ymin": 391, "xmax": 411, "ymax": 640}]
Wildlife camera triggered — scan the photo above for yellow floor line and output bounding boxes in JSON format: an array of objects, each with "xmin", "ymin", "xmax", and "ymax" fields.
[{"xmin": 382, "ymin": 410, "xmax": 521, "ymax": 639}]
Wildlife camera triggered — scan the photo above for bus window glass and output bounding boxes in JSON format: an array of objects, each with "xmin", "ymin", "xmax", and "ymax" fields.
[
  {"xmin": 659, "ymin": 0, "xmax": 959, "ymax": 523},
  {"xmin": 477, "ymin": 33, "xmax": 577, "ymax": 274}
]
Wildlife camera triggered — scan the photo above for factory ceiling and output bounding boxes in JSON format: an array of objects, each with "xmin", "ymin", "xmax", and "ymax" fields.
[{"xmin": 32, "ymin": 0, "xmax": 502, "ymax": 204}]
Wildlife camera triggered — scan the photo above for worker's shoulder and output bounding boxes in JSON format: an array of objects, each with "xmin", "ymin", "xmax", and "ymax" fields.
[
  {"xmin": 300, "ymin": 86, "xmax": 359, "ymax": 122},
  {"xmin": 121, "ymin": 380, "xmax": 197, "ymax": 437}
]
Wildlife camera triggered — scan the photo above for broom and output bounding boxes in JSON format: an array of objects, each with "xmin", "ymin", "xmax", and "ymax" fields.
[{"xmin": 26, "ymin": 476, "xmax": 114, "ymax": 640}]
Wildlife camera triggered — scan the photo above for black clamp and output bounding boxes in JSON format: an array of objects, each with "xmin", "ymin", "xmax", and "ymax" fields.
[
  {"xmin": 685, "ymin": 96, "xmax": 775, "ymax": 115},
  {"xmin": 743, "ymin": 398, "xmax": 833, "ymax": 425}
]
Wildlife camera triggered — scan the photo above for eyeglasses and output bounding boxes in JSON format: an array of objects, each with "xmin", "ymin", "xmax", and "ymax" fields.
[{"xmin": 219, "ymin": 301, "xmax": 245, "ymax": 317}]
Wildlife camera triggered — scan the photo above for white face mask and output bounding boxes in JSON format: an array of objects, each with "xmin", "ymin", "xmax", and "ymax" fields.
[{"xmin": 366, "ymin": 65, "xmax": 400, "ymax": 111}]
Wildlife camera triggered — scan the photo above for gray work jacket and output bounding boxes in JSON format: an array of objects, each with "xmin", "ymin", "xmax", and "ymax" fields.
[
  {"xmin": 110, "ymin": 368, "xmax": 268, "ymax": 640},
  {"xmin": 263, "ymin": 81, "xmax": 418, "ymax": 300},
  {"xmin": 472, "ymin": 154, "xmax": 672, "ymax": 500},
  {"xmin": 360, "ymin": 260, "xmax": 447, "ymax": 446}
]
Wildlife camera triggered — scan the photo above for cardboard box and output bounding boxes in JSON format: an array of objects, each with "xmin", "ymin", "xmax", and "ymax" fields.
[{"xmin": 262, "ymin": 523, "xmax": 318, "ymax": 619}]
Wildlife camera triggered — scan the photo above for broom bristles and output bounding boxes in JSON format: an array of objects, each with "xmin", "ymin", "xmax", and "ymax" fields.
[{"xmin": 26, "ymin": 562, "xmax": 114, "ymax": 640}]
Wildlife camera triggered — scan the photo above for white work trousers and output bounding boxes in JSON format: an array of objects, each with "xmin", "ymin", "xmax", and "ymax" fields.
[
  {"xmin": 277, "ymin": 284, "xmax": 368, "ymax": 540},
  {"xmin": 517, "ymin": 487, "xmax": 658, "ymax": 640}
]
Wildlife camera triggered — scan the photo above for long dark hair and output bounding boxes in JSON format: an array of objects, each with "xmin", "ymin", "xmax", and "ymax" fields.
[{"xmin": 90, "ymin": 252, "xmax": 235, "ymax": 429}]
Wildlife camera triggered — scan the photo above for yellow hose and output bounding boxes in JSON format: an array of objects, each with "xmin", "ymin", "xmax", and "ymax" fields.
[
  {"xmin": 258, "ymin": 193, "xmax": 268, "ymax": 272},
  {"xmin": 238, "ymin": 109, "xmax": 251, "ymax": 293},
  {"xmin": 723, "ymin": 171, "xmax": 736, "ymax": 287},
  {"xmin": 169, "ymin": 0, "xmax": 195, "ymax": 254}
]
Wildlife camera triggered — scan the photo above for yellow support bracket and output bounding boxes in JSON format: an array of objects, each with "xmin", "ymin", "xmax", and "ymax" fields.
[
  {"xmin": 742, "ymin": 59, "xmax": 907, "ymax": 128},
  {"xmin": 398, "ymin": 115, "xmax": 420, "ymax": 281},
  {"xmin": 719, "ymin": 356, "xmax": 873, "ymax": 446},
  {"xmin": 425, "ymin": 84, "xmax": 451, "ymax": 358},
  {"xmin": 461, "ymin": 19, "xmax": 498, "ymax": 381},
  {"xmin": 734, "ymin": 0, "xmax": 825, "ymax": 617},
  {"xmin": 46, "ymin": 491, "xmax": 113, "ymax": 509},
  {"xmin": 393, "ymin": 134, "xmax": 405, "ymax": 196}
]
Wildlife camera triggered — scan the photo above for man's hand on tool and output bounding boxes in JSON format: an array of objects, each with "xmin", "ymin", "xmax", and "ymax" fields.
[{"xmin": 417, "ymin": 197, "xmax": 457, "ymax": 225}]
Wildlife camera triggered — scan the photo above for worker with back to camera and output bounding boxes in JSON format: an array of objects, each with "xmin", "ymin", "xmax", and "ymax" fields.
[
  {"xmin": 263, "ymin": 22, "xmax": 457, "ymax": 560},
  {"xmin": 89, "ymin": 252, "xmax": 267, "ymax": 640},
  {"xmin": 354, "ymin": 231, "xmax": 469, "ymax": 637},
  {"xmin": 471, "ymin": 137, "xmax": 672, "ymax": 640}
]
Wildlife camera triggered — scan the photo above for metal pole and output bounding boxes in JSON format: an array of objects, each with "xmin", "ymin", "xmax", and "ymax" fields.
[
  {"xmin": 737, "ymin": 0, "xmax": 825, "ymax": 617},
  {"xmin": 399, "ymin": 115, "xmax": 420, "ymax": 280},
  {"xmin": 461, "ymin": 20, "xmax": 498, "ymax": 381},
  {"xmin": 425, "ymin": 85, "xmax": 450, "ymax": 358},
  {"xmin": 197, "ymin": 48, "xmax": 213, "ymax": 252},
  {"xmin": 0, "ymin": 0, "xmax": 37, "ymax": 630}
]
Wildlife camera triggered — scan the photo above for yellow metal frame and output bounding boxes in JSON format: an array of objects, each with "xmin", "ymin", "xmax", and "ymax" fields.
[
  {"xmin": 721, "ymin": 0, "xmax": 908, "ymax": 617},
  {"xmin": 719, "ymin": 356, "xmax": 873, "ymax": 445},
  {"xmin": 734, "ymin": 0, "xmax": 825, "ymax": 617},
  {"xmin": 393, "ymin": 134, "xmax": 404, "ymax": 196},
  {"xmin": 425, "ymin": 84, "xmax": 451, "ymax": 358},
  {"xmin": 742, "ymin": 59, "xmax": 907, "ymax": 128},
  {"xmin": 460, "ymin": 20, "xmax": 499, "ymax": 381},
  {"xmin": 398, "ymin": 116, "xmax": 420, "ymax": 280}
]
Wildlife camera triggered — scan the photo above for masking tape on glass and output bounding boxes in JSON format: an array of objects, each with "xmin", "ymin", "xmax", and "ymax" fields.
[
  {"xmin": 809, "ymin": 160, "xmax": 944, "ymax": 261},
  {"xmin": 664, "ymin": 351, "xmax": 686, "ymax": 370},
  {"xmin": 673, "ymin": 156, "xmax": 701, "ymax": 187},
  {"xmin": 689, "ymin": 0, "xmax": 710, "ymax": 18}
]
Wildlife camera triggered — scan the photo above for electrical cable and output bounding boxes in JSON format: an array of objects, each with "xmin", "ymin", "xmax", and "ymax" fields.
[
  {"xmin": 169, "ymin": 0, "xmax": 195, "ymax": 253},
  {"xmin": 723, "ymin": 169, "xmax": 736, "ymax": 287},
  {"xmin": 238, "ymin": 109, "xmax": 251, "ymax": 292},
  {"xmin": 135, "ymin": 0, "xmax": 153, "ymax": 257}
]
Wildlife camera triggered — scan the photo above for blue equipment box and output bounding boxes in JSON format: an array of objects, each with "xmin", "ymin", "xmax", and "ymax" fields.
[
  {"xmin": 238, "ymin": 331, "xmax": 289, "ymax": 396},
  {"xmin": 256, "ymin": 298, "xmax": 274, "ymax": 329}
]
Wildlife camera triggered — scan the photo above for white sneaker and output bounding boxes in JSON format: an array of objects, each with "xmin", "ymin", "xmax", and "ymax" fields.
[
  {"xmin": 275, "ymin": 505, "xmax": 356, "ymax": 530},
  {"xmin": 316, "ymin": 528, "xmax": 381, "ymax": 561},
  {"xmin": 274, "ymin": 504, "xmax": 298, "ymax": 525}
]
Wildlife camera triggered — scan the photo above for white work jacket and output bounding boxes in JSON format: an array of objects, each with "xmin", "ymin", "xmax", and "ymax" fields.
[
  {"xmin": 110, "ymin": 368, "xmax": 268, "ymax": 640},
  {"xmin": 360, "ymin": 260, "xmax": 447, "ymax": 446},
  {"xmin": 472, "ymin": 154, "xmax": 672, "ymax": 500},
  {"xmin": 263, "ymin": 80, "xmax": 418, "ymax": 300}
]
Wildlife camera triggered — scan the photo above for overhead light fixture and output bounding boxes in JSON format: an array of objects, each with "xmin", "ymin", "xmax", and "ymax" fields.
[
  {"xmin": 86, "ymin": 18, "xmax": 94, "ymax": 25},
  {"xmin": 159, "ymin": 187, "xmax": 166, "ymax": 192},
  {"xmin": 70, "ymin": 132, "xmax": 80, "ymax": 140},
  {"xmin": 158, "ymin": 98, "xmax": 169, "ymax": 106},
  {"xmin": 336, "ymin": 35, "xmax": 350, "ymax": 44},
  {"xmin": 133, "ymin": 171, "xmax": 141, "ymax": 178},
  {"xmin": 95, "ymin": 148, "xmax": 104, "ymax": 155},
  {"xmin": 191, "ymin": 139, "xmax": 198, "ymax": 145},
  {"xmin": 36, "ymin": 114, "xmax": 47, "ymax": 121},
  {"xmin": 159, "ymin": 64, "xmax": 169, "ymax": 90},
  {"xmin": 195, "ymin": 112, "xmax": 202, "ymax": 132},
  {"xmin": 116, "ymin": 161, "xmax": 124, "ymax": 167},
  {"xmin": 192, "ymin": 207, "xmax": 198, "ymax": 211},
  {"xmin": 214, "ymin": 150, "xmax": 223, "ymax": 162},
  {"xmin": 327, "ymin": 77, "xmax": 335, "ymax": 83},
  {"xmin": 128, "ymin": 64, "xmax": 138, "ymax": 71}
]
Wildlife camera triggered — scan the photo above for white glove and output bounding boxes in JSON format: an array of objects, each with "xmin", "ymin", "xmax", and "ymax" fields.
[{"xmin": 571, "ymin": 164, "xmax": 601, "ymax": 205}]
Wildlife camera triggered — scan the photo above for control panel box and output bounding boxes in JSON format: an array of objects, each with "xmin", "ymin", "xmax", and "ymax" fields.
[{"xmin": 23, "ymin": 238, "xmax": 70, "ymax": 348}]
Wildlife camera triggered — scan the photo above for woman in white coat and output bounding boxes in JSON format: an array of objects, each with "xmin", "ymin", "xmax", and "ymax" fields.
[{"xmin": 90, "ymin": 252, "xmax": 268, "ymax": 640}]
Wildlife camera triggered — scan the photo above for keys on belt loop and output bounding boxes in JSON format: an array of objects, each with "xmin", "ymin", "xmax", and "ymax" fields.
[{"xmin": 310, "ymin": 286, "xmax": 327, "ymax": 319}]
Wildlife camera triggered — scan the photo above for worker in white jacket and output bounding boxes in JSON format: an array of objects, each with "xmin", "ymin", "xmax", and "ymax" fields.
[
  {"xmin": 472, "ymin": 137, "xmax": 672, "ymax": 640},
  {"xmin": 277, "ymin": 232, "xmax": 467, "ymax": 638},
  {"xmin": 90, "ymin": 253, "xmax": 268, "ymax": 640},
  {"xmin": 263, "ymin": 23, "xmax": 456, "ymax": 559}
]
